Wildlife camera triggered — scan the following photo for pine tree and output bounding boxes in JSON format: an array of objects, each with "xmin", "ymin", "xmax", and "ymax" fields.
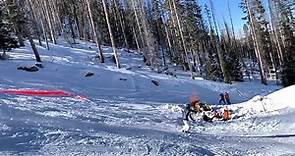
[
  {"xmin": 204, "ymin": 4, "xmax": 223, "ymax": 81},
  {"xmin": 151, "ymin": 0, "xmax": 166, "ymax": 67},
  {"xmin": 241, "ymin": 0, "xmax": 269, "ymax": 85},
  {"xmin": 184, "ymin": 0, "xmax": 205, "ymax": 76},
  {"xmin": 4, "ymin": 0, "xmax": 25, "ymax": 47},
  {"xmin": 0, "ymin": 4, "xmax": 18, "ymax": 58},
  {"xmin": 274, "ymin": 0, "xmax": 295, "ymax": 86}
]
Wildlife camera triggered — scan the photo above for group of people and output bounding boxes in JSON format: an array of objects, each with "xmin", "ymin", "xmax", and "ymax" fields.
[{"xmin": 181, "ymin": 92, "xmax": 232, "ymax": 133}]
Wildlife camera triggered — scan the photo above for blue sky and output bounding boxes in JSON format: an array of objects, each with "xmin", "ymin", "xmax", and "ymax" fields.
[{"xmin": 198, "ymin": 0, "xmax": 269, "ymax": 36}]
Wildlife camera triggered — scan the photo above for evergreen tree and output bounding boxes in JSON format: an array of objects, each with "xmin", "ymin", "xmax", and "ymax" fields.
[
  {"xmin": 275, "ymin": 0, "xmax": 295, "ymax": 86},
  {"xmin": 204, "ymin": 4, "xmax": 223, "ymax": 81},
  {"xmin": 0, "ymin": 4, "xmax": 18, "ymax": 59}
]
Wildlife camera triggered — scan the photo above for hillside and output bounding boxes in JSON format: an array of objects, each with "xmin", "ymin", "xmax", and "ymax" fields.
[{"xmin": 0, "ymin": 40, "xmax": 294, "ymax": 156}]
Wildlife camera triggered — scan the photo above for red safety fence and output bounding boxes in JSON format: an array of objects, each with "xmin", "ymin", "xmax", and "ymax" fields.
[{"xmin": 0, "ymin": 89, "xmax": 72, "ymax": 97}]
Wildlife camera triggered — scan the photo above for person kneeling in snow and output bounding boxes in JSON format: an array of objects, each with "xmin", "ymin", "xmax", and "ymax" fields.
[
  {"xmin": 223, "ymin": 106, "xmax": 231, "ymax": 121},
  {"xmin": 181, "ymin": 100, "xmax": 202, "ymax": 132}
]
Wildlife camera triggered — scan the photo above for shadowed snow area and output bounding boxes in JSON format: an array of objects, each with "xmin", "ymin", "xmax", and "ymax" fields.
[{"xmin": 0, "ymin": 40, "xmax": 294, "ymax": 155}]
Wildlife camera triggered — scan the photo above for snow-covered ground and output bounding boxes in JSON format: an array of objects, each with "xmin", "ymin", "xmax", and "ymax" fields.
[{"xmin": 0, "ymin": 40, "xmax": 294, "ymax": 155}]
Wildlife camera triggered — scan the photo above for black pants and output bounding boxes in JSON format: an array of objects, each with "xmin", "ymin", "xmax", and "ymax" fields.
[{"xmin": 184, "ymin": 110, "xmax": 195, "ymax": 121}]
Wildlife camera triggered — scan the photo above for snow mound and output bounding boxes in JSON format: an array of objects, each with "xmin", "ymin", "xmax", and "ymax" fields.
[
  {"xmin": 230, "ymin": 85, "xmax": 295, "ymax": 116},
  {"xmin": 267, "ymin": 85, "xmax": 295, "ymax": 108}
]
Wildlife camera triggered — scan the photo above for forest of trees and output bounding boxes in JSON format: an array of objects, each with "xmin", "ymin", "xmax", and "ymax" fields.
[{"xmin": 0, "ymin": 0, "xmax": 294, "ymax": 86}]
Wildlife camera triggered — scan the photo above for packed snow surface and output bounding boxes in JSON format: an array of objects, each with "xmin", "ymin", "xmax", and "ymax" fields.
[{"xmin": 0, "ymin": 40, "xmax": 294, "ymax": 155}]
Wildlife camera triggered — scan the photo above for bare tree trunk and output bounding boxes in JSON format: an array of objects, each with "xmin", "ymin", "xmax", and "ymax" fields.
[
  {"xmin": 130, "ymin": 0, "xmax": 148, "ymax": 62},
  {"xmin": 36, "ymin": 0, "xmax": 50, "ymax": 50},
  {"xmin": 28, "ymin": 35, "xmax": 42, "ymax": 62},
  {"xmin": 171, "ymin": 0, "xmax": 194, "ymax": 79},
  {"xmin": 86, "ymin": 0, "xmax": 104, "ymax": 63},
  {"xmin": 49, "ymin": 0, "xmax": 63, "ymax": 36},
  {"xmin": 101, "ymin": 0, "xmax": 121, "ymax": 68},
  {"xmin": 246, "ymin": 0, "xmax": 267, "ymax": 85},
  {"xmin": 164, "ymin": 23, "xmax": 174, "ymax": 60},
  {"xmin": 27, "ymin": 0, "xmax": 42, "ymax": 46},
  {"xmin": 167, "ymin": 0, "xmax": 182, "ymax": 62},
  {"xmin": 132, "ymin": 26, "xmax": 141, "ymax": 53},
  {"xmin": 138, "ymin": 0, "xmax": 157, "ymax": 68},
  {"xmin": 72, "ymin": 3, "xmax": 81, "ymax": 40},
  {"xmin": 43, "ymin": 0, "xmax": 57, "ymax": 44},
  {"xmin": 209, "ymin": 0, "xmax": 231, "ymax": 83},
  {"xmin": 268, "ymin": 0, "xmax": 284, "ymax": 66},
  {"xmin": 113, "ymin": 0, "xmax": 129, "ymax": 49}
]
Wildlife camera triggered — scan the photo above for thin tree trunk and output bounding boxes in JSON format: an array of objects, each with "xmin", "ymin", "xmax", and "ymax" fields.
[
  {"xmin": 246, "ymin": 0, "xmax": 267, "ymax": 85},
  {"xmin": 268, "ymin": 0, "xmax": 284, "ymax": 66},
  {"xmin": 49, "ymin": 0, "xmax": 62, "ymax": 36},
  {"xmin": 138, "ymin": 0, "xmax": 156, "ymax": 68},
  {"xmin": 171, "ymin": 0, "xmax": 194, "ymax": 79},
  {"xmin": 209, "ymin": 0, "xmax": 231, "ymax": 83},
  {"xmin": 43, "ymin": 0, "xmax": 57, "ymax": 44},
  {"xmin": 36, "ymin": 0, "xmax": 50, "ymax": 50},
  {"xmin": 113, "ymin": 0, "xmax": 129, "ymax": 49},
  {"xmin": 28, "ymin": 35, "xmax": 42, "ymax": 62},
  {"xmin": 27, "ymin": 0, "xmax": 42, "ymax": 46},
  {"xmin": 167, "ymin": 0, "xmax": 182, "ymax": 62},
  {"xmin": 164, "ymin": 23, "xmax": 174, "ymax": 60},
  {"xmin": 130, "ymin": 0, "xmax": 147, "ymax": 62},
  {"xmin": 86, "ymin": 0, "xmax": 104, "ymax": 63},
  {"xmin": 101, "ymin": 0, "xmax": 120, "ymax": 68},
  {"xmin": 132, "ymin": 26, "xmax": 141, "ymax": 53}
]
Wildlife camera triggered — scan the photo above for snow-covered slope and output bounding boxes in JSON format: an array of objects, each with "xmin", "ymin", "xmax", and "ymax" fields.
[
  {"xmin": 0, "ymin": 40, "xmax": 279, "ymax": 104},
  {"xmin": 0, "ymin": 40, "xmax": 294, "ymax": 155}
]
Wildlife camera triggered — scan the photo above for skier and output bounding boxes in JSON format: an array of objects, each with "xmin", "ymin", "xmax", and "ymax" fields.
[
  {"xmin": 219, "ymin": 93, "xmax": 226, "ymax": 105},
  {"xmin": 181, "ymin": 99, "xmax": 201, "ymax": 133},
  {"xmin": 224, "ymin": 92, "xmax": 231, "ymax": 104}
]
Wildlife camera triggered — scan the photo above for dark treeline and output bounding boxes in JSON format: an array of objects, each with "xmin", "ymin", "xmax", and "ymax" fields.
[{"xmin": 0, "ymin": 0, "xmax": 294, "ymax": 86}]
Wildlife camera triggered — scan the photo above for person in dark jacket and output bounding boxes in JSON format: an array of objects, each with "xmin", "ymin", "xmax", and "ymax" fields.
[
  {"xmin": 224, "ymin": 92, "xmax": 231, "ymax": 104},
  {"xmin": 183, "ymin": 100, "xmax": 201, "ymax": 121},
  {"xmin": 219, "ymin": 93, "xmax": 226, "ymax": 105},
  {"xmin": 182, "ymin": 100, "xmax": 202, "ymax": 132}
]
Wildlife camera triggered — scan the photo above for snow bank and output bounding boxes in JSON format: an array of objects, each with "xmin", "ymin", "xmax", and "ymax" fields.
[
  {"xmin": 267, "ymin": 84, "xmax": 295, "ymax": 108},
  {"xmin": 229, "ymin": 85, "xmax": 295, "ymax": 116}
]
